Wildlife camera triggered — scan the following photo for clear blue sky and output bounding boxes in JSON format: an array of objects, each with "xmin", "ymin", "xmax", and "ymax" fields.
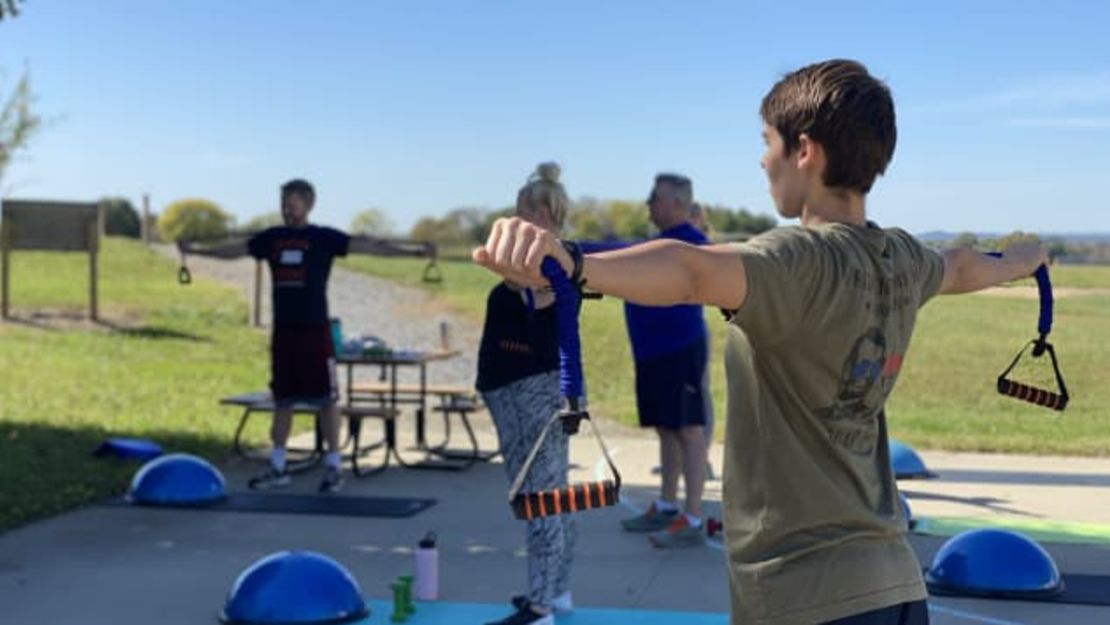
[{"xmin": 2, "ymin": 1, "xmax": 1108, "ymax": 235}]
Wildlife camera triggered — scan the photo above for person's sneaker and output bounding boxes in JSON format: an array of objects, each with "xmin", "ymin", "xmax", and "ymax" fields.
[
  {"xmin": 511, "ymin": 592, "xmax": 572, "ymax": 615},
  {"xmin": 318, "ymin": 466, "xmax": 344, "ymax": 494},
  {"xmin": 620, "ymin": 504, "xmax": 679, "ymax": 533},
  {"xmin": 550, "ymin": 591, "xmax": 573, "ymax": 614},
  {"xmin": 648, "ymin": 515, "xmax": 707, "ymax": 549},
  {"xmin": 247, "ymin": 467, "xmax": 291, "ymax": 490},
  {"xmin": 486, "ymin": 599, "xmax": 553, "ymax": 625}
]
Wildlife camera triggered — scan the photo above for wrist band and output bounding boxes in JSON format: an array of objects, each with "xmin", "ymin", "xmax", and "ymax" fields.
[{"xmin": 560, "ymin": 240, "xmax": 585, "ymax": 285}]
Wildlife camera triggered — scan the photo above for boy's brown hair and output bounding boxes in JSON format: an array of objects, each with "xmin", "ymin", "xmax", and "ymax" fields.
[{"xmin": 760, "ymin": 59, "xmax": 896, "ymax": 194}]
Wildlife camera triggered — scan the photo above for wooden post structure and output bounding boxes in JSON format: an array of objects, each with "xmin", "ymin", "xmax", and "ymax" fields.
[
  {"xmin": 0, "ymin": 199, "xmax": 102, "ymax": 321},
  {"xmin": 1, "ymin": 217, "xmax": 10, "ymax": 319},
  {"xmin": 89, "ymin": 203, "xmax": 103, "ymax": 320},
  {"xmin": 141, "ymin": 193, "xmax": 151, "ymax": 245},
  {"xmin": 252, "ymin": 259, "xmax": 262, "ymax": 327}
]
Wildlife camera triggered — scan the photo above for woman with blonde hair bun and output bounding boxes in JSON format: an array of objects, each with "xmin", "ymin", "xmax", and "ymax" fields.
[{"xmin": 475, "ymin": 162, "xmax": 575, "ymax": 625}]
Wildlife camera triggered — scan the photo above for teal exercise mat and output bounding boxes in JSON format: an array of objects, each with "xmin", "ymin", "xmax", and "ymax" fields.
[
  {"xmin": 914, "ymin": 516, "xmax": 1110, "ymax": 546},
  {"xmin": 102, "ymin": 492, "xmax": 436, "ymax": 518},
  {"xmin": 358, "ymin": 599, "xmax": 728, "ymax": 624}
]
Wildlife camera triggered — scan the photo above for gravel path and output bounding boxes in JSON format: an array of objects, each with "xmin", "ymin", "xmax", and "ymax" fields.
[{"xmin": 163, "ymin": 246, "xmax": 482, "ymax": 388}]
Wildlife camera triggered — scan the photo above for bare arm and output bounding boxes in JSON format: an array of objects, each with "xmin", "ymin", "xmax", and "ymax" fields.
[
  {"xmin": 347, "ymin": 236, "xmax": 436, "ymax": 258},
  {"xmin": 472, "ymin": 217, "xmax": 747, "ymax": 310},
  {"xmin": 939, "ymin": 241, "xmax": 1049, "ymax": 295},
  {"xmin": 177, "ymin": 239, "xmax": 250, "ymax": 259}
]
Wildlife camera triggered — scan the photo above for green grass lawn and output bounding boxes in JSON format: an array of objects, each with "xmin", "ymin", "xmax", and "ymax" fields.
[
  {"xmin": 342, "ymin": 256, "xmax": 1110, "ymax": 455},
  {"xmin": 0, "ymin": 239, "xmax": 271, "ymax": 532},
  {"xmin": 1006, "ymin": 263, "xmax": 1110, "ymax": 290}
]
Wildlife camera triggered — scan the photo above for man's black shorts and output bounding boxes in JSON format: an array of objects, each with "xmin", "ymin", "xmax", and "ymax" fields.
[
  {"xmin": 270, "ymin": 324, "xmax": 337, "ymax": 405},
  {"xmin": 634, "ymin": 339, "xmax": 709, "ymax": 430}
]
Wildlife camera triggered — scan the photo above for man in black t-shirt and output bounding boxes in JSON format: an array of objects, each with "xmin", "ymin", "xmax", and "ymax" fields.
[{"xmin": 179, "ymin": 178, "xmax": 420, "ymax": 493}]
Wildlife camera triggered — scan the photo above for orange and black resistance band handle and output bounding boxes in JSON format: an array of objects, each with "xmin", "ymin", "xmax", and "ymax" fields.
[
  {"xmin": 996, "ymin": 341, "xmax": 1070, "ymax": 411},
  {"xmin": 511, "ymin": 480, "xmax": 620, "ymax": 521},
  {"xmin": 997, "ymin": 378, "xmax": 1067, "ymax": 410}
]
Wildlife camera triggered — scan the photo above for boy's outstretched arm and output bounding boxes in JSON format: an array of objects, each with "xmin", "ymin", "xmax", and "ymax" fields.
[
  {"xmin": 938, "ymin": 241, "xmax": 1049, "ymax": 295},
  {"xmin": 473, "ymin": 217, "xmax": 747, "ymax": 310}
]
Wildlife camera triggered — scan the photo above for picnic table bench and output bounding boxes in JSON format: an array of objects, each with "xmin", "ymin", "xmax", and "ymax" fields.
[{"xmin": 219, "ymin": 392, "xmax": 399, "ymax": 476}]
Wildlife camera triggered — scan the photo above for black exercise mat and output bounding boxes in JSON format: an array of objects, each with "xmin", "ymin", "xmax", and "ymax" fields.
[
  {"xmin": 926, "ymin": 572, "xmax": 1110, "ymax": 606},
  {"xmin": 104, "ymin": 492, "xmax": 436, "ymax": 518}
]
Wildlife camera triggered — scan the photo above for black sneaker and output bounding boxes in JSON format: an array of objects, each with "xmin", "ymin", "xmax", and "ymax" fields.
[
  {"xmin": 318, "ymin": 466, "xmax": 344, "ymax": 494},
  {"xmin": 485, "ymin": 599, "xmax": 553, "ymax": 625},
  {"xmin": 248, "ymin": 467, "xmax": 291, "ymax": 490},
  {"xmin": 512, "ymin": 593, "xmax": 572, "ymax": 614}
]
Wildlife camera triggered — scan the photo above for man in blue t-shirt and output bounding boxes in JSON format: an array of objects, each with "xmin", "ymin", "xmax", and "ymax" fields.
[
  {"xmin": 619, "ymin": 173, "xmax": 712, "ymax": 549},
  {"xmin": 179, "ymin": 178, "xmax": 421, "ymax": 493}
]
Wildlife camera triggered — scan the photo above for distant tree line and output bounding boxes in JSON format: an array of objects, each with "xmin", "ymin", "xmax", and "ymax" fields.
[{"xmin": 942, "ymin": 231, "xmax": 1109, "ymax": 264}]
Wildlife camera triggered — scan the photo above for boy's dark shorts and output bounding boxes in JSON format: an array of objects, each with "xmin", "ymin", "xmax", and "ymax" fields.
[
  {"xmin": 822, "ymin": 599, "xmax": 928, "ymax": 624},
  {"xmin": 270, "ymin": 324, "xmax": 338, "ymax": 405},
  {"xmin": 634, "ymin": 339, "xmax": 709, "ymax": 430}
]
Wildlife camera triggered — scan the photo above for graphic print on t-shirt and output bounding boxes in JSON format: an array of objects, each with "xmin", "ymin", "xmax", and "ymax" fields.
[
  {"xmin": 272, "ymin": 238, "xmax": 309, "ymax": 287},
  {"xmin": 818, "ymin": 265, "xmax": 918, "ymax": 455}
]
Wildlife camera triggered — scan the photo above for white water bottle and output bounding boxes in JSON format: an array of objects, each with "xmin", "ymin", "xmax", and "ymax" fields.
[{"xmin": 413, "ymin": 531, "xmax": 439, "ymax": 600}]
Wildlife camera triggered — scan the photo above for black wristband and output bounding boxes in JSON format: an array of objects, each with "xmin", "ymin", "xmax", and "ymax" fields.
[{"xmin": 560, "ymin": 240, "xmax": 585, "ymax": 285}]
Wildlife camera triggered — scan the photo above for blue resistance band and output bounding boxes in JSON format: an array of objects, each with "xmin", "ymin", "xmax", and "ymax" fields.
[
  {"xmin": 986, "ymin": 253, "xmax": 1053, "ymax": 346},
  {"xmin": 985, "ymin": 253, "xmax": 1069, "ymax": 410},
  {"xmin": 540, "ymin": 258, "xmax": 585, "ymax": 403}
]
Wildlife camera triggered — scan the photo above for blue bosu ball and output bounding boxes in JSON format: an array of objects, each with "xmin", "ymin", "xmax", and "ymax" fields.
[
  {"xmin": 889, "ymin": 438, "xmax": 933, "ymax": 479},
  {"xmin": 925, "ymin": 528, "xmax": 1063, "ymax": 598},
  {"xmin": 221, "ymin": 551, "xmax": 369, "ymax": 624},
  {"xmin": 127, "ymin": 452, "xmax": 226, "ymax": 506},
  {"xmin": 898, "ymin": 492, "xmax": 915, "ymax": 531},
  {"xmin": 94, "ymin": 437, "xmax": 164, "ymax": 461}
]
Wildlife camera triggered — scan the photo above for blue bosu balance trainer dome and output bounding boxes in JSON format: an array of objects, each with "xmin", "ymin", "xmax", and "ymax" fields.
[
  {"xmin": 925, "ymin": 528, "xmax": 1063, "ymax": 599},
  {"xmin": 889, "ymin": 438, "xmax": 934, "ymax": 479},
  {"xmin": 221, "ymin": 551, "xmax": 369, "ymax": 625},
  {"xmin": 898, "ymin": 492, "xmax": 915, "ymax": 531},
  {"xmin": 127, "ymin": 453, "xmax": 226, "ymax": 506},
  {"xmin": 94, "ymin": 437, "xmax": 164, "ymax": 461}
]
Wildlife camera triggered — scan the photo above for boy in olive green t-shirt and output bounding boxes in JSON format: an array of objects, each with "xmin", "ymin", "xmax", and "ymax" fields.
[{"xmin": 473, "ymin": 59, "xmax": 1048, "ymax": 625}]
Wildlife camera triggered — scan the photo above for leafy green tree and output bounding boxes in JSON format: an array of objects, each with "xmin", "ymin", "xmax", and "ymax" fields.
[
  {"xmin": 350, "ymin": 207, "xmax": 394, "ymax": 236},
  {"xmin": 157, "ymin": 198, "xmax": 234, "ymax": 241},
  {"xmin": 243, "ymin": 212, "xmax": 284, "ymax": 231},
  {"xmin": 0, "ymin": 70, "xmax": 41, "ymax": 184},
  {"xmin": 409, "ymin": 207, "xmax": 486, "ymax": 245},
  {"xmin": 0, "ymin": 1, "xmax": 25, "ymax": 21},
  {"xmin": 101, "ymin": 196, "xmax": 140, "ymax": 238},
  {"xmin": 951, "ymin": 232, "xmax": 979, "ymax": 248},
  {"xmin": 606, "ymin": 200, "xmax": 651, "ymax": 239},
  {"xmin": 989, "ymin": 231, "xmax": 1041, "ymax": 252},
  {"xmin": 1044, "ymin": 238, "xmax": 1068, "ymax": 262},
  {"xmin": 703, "ymin": 204, "xmax": 776, "ymax": 235}
]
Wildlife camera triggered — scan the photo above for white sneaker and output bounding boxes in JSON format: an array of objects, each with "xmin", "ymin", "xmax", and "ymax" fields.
[{"xmin": 551, "ymin": 591, "xmax": 573, "ymax": 614}]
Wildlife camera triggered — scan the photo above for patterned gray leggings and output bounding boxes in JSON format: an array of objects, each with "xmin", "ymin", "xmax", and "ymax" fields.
[{"xmin": 482, "ymin": 370, "xmax": 577, "ymax": 607}]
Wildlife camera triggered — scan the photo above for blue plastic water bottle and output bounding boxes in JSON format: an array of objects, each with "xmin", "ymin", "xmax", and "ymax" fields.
[{"xmin": 329, "ymin": 318, "xmax": 344, "ymax": 354}]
